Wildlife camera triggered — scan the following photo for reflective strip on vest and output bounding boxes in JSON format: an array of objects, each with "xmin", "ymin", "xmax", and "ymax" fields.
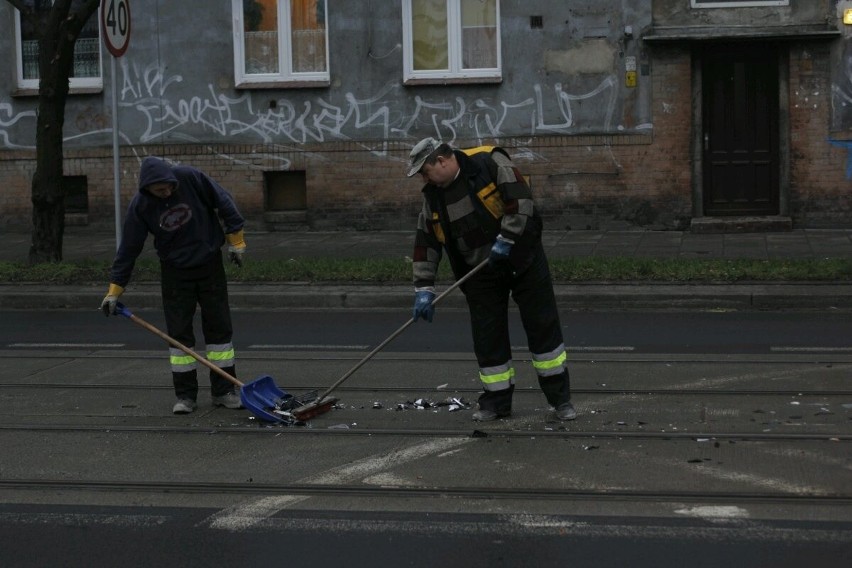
[
  {"xmin": 478, "ymin": 363, "xmax": 515, "ymax": 392},
  {"xmin": 207, "ymin": 343, "xmax": 235, "ymax": 368},
  {"xmin": 476, "ymin": 182, "xmax": 504, "ymax": 219},
  {"xmin": 170, "ymin": 348, "xmax": 197, "ymax": 373},
  {"xmin": 430, "ymin": 211, "xmax": 446, "ymax": 243},
  {"xmin": 463, "ymin": 145, "xmax": 496, "ymax": 156},
  {"xmin": 532, "ymin": 344, "xmax": 567, "ymax": 377}
]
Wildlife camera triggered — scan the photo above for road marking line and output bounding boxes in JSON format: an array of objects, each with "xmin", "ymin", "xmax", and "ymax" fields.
[
  {"xmin": 218, "ymin": 514, "xmax": 852, "ymax": 543},
  {"xmin": 674, "ymin": 505, "xmax": 749, "ymax": 519},
  {"xmin": 666, "ymin": 363, "xmax": 851, "ymax": 391},
  {"xmin": 615, "ymin": 448, "xmax": 829, "ymax": 496},
  {"xmin": 7, "ymin": 343, "xmax": 124, "ymax": 348},
  {"xmin": 512, "ymin": 346, "xmax": 635, "ymax": 352},
  {"xmin": 754, "ymin": 446, "xmax": 852, "ymax": 471},
  {"xmin": 205, "ymin": 437, "xmax": 472, "ymax": 531},
  {"xmin": 771, "ymin": 346, "xmax": 852, "ymax": 353},
  {"xmin": 248, "ymin": 344, "xmax": 369, "ymax": 350},
  {"xmin": 567, "ymin": 346, "xmax": 635, "ymax": 352},
  {"xmin": 0, "ymin": 512, "xmax": 170, "ymax": 527}
]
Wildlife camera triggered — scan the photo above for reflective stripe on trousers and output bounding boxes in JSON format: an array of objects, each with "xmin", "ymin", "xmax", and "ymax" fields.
[
  {"xmin": 478, "ymin": 345, "xmax": 565, "ymax": 391},
  {"xmin": 170, "ymin": 348, "xmax": 197, "ymax": 373},
  {"xmin": 479, "ymin": 362, "xmax": 515, "ymax": 392},
  {"xmin": 206, "ymin": 343, "xmax": 235, "ymax": 368},
  {"xmin": 532, "ymin": 344, "xmax": 567, "ymax": 377},
  {"xmin": 169, "ymin": 344, "xmax": 234, "ymax": 373}
]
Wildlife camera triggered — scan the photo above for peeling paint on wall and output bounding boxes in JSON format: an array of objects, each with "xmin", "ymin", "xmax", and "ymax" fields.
[{"xmin": 544, "ymin": 40, "xmax": 615, "ymax": 75}]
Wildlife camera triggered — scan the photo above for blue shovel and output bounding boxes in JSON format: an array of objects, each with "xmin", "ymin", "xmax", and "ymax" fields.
[{"xmin": 114, "ymin": 303, "xmax": 289, "ymax": 423}]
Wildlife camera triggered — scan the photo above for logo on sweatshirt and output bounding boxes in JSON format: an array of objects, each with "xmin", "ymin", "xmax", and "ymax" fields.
[{"xmin": 159, "ymin": 204, "xmax": 193, "ymax": 231}]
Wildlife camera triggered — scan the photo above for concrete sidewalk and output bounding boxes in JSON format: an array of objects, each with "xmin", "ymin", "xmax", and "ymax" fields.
[{"xmin": 1, "ymin": 228, "xmax": 851, "ymax": 311}]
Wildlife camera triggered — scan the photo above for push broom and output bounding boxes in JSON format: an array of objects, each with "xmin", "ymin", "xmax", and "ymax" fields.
[{"xmin": 291, "ymin": 258, "xmax": 490, "ymax": 421}]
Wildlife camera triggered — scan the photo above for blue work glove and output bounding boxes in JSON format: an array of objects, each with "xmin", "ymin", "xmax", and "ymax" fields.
[
  {"xmin": 489, "ymin": 235, "xmax": 514, "ymax": 264},
  {"xmin": 413, "ymin": 290, "xmax": 436, "ymax": 322}
]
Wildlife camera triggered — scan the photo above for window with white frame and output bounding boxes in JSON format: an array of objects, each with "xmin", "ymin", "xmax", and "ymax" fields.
[
  {"xmin": 233, "ymin": 0, "xmax": 329, "ymax": 87},
  {"xmin": 14, "ymin": 0, "xmax": 103, "ymax": 92},
  {"xmin": 402, "ymin": 0, "xmax": 501, "ymax": 84}
]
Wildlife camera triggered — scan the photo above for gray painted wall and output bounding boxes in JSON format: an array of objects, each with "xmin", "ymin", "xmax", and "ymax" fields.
[
  {"xmin": 652, "ymin": 0, "xmax": 831, "ymax": 26},
  {"xmin": 0, "ymin": 0, "xmax": 652, "ymax": 149}
]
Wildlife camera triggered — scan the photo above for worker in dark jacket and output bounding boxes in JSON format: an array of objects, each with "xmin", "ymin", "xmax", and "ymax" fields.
[
  {"xmin": 100, "ymin": 157, "xmax": 247, "ymax": 415},
  {"xmin": 406, "ymin": 138, "xmax": 576, "ymax": 422}
]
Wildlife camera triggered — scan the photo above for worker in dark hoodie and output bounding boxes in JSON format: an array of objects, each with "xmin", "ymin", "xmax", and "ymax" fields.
[{"xmin": 100, "ymin": 157, "xmax": 247, "ymax": 415}]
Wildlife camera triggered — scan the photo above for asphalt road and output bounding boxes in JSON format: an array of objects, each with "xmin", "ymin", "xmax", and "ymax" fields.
[
  {"xmin": 3, "ymin": 308, "xmax": 852, "ymax": 355},
  {"xmin": 1, "ymin": 503, "xmax": 848, "ymax": 568},
  {"xmin": 1, "ymin": 309, "xmax": 850, "ymax": 567}
]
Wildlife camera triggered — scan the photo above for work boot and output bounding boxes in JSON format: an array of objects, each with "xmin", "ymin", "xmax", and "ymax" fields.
[
  {"xmin": 474, "ymin": 386, "xmax": 513, "ymax": 421},
  {"xmin": 212, "ymin": 391, "xmax": 243, "ymax": 409},
  {"xmin": 472, "ymin": 408, "xmax": 511, "ymax": 422},
  {"xmin": 173, "ymin": 398, "xmax": 197, "ymax": 414},
  {"xmin": 554, "ymin": 402, "xmax": 577, "ymax": 421}
]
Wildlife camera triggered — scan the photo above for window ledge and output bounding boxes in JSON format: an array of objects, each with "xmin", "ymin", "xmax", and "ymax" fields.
[
  {"xmin": 235, "ymin": 79, "xmax": 331, "ymax": 90},
  {"xmin": 11, "ymin": 86, "xmax": 103, "ymax": 97},
  {"xmin": 404, "ymin": 76, "xmax": 502, "ymax": 86}
]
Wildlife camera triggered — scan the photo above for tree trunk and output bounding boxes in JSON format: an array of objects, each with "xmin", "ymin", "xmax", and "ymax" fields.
[
  {"xmin": 21, "ymin": 0, "xmax": 101, "ymax": 264},
  {"xmin": 29, "ymin": 93, "xmax": 68, "ymax": 264}
]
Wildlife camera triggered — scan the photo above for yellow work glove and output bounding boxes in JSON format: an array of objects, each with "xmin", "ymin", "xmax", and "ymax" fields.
[
  {"xmin": 100, "ymin": 283, "xmax": 124, "ymax": 316},
  {"xmin": 226, "ymin": 229, "xmax": 246, "ymax": 267}
]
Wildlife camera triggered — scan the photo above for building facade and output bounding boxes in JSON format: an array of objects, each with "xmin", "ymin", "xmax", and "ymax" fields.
[{"xmin": 0, "ymin": 0, "xmax": 850, "ymax": 232}]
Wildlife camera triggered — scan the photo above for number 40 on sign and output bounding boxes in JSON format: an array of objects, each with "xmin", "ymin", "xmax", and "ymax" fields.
[{"xmin": 101, "ymin": 0, "xmax": 131, "ymax": 58}]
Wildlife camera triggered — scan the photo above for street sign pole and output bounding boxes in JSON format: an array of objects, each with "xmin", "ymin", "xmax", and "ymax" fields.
[
  {"xmin": 111, "ymin": 55, "xmax": 120, "ymax": 249},
  {"xmin": 101, "ymin": 0, "xmax": 131, "ymax": 250}
]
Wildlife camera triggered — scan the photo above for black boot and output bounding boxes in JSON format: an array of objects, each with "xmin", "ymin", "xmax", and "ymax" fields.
[
  {"xmin": 538, "ymin": 370, "xmax": 571, "ymax": 407},
  {"xmin": 211, "ymin": 365, "xmax": 237, "ymax": 397},
  {"xmin": 473, "ymin": 385, "xmax": 514, "ymax": 421},
  {"xmin": 172, "ymin": 369, "xmax": 199, "ymax": 401},
  {"xmin": 539, "ymin": 370, "xmax": 576, "ymax": 420}
]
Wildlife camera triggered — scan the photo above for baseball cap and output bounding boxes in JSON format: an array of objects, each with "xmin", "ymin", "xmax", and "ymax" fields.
[{"xmin": 406, "ymin": 137, "xmax": 441, "ymax": 177}]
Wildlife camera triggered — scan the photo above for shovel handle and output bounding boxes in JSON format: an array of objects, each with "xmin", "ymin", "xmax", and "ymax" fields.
[
  {"xmin": 114, "ymin": 303, "xmax": 244, "ymax": 388},
  {"xmin": 315, "ymin": 258, "xmax": 491, "ymax": 402}
]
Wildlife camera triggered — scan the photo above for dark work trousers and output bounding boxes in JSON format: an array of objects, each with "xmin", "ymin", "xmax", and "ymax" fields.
[
  {"xmin": 161, "ymin": 252, "xmax": 235, "ymax": 400},
  {"xmin": 462, "ymin": 246, "xmax": 570, "ymax": 413}
]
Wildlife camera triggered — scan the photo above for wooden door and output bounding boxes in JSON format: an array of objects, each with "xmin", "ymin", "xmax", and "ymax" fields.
[{"xmin": 702, "ymin": 45, "xmax": 780, "ymax": 216}]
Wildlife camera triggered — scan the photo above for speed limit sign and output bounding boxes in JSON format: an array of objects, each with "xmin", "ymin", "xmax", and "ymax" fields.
[{"xmin": 101, "ymin": 0, "xmax": 131, "ymax": 57}]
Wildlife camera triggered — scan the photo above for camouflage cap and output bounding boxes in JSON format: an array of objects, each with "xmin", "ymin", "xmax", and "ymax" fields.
[{"xmin": 406, "ymin": 137, "xmax": 441, "ymax": 177}]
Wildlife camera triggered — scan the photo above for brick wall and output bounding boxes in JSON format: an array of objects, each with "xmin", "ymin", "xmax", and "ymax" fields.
[
  {"xmin": 789, "ymin": 43, "xmax": 852, "ymax": 227},
  {"xmin": 1, "ymin": 41, "xmax": 850, "ymax": 232}
]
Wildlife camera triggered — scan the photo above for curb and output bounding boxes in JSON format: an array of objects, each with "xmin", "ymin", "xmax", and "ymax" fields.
[{"xmin": 1, "ymin": 282, "xmax": 851, "ymax": 311}]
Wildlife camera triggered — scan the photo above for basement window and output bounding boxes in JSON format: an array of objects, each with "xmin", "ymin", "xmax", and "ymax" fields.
[
  {"xmin": 265, "ymin": 171, "xmax": 307, "ymax": 211},
  {"xmin": 63, "ymin": 175, "xmax": 89, "ymax": 225}
]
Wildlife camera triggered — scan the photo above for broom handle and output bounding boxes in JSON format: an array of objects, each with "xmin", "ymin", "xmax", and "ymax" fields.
[
  {"xmin": 123, "ymin": 309, "xmax": 244, "ymax": 388},
  {"xmin": 315, "ymin": 258, "xmax": 490, "ymax": 401}
]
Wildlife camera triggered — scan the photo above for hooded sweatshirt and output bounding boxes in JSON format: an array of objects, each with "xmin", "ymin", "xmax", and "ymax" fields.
[{"xmin": 108, "ymin": 157, "xmax": 245, "ymax": 287}]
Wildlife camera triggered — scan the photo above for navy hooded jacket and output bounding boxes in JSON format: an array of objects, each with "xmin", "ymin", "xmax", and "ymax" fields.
[{"xmin": 109, "ymin": 157, "xmax": 245, "ymax": 287}]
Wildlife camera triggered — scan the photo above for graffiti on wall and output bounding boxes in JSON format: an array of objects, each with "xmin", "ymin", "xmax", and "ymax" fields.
[
  {"xmin": 0, "ymin": 59, "xmax": 625, "ymax": 152},
  {"xmin": 119, "ymin": 61, "xmax": 622, "ymax": 146},
  {"xmin": 0, "ymin": 103, "xmax": 36, "ymax": 149}
]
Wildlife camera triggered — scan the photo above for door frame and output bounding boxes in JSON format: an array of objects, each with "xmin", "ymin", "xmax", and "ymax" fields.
[{"xmin": 691, "ymin": 42, "xmax": 790, "ymax": 219}]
